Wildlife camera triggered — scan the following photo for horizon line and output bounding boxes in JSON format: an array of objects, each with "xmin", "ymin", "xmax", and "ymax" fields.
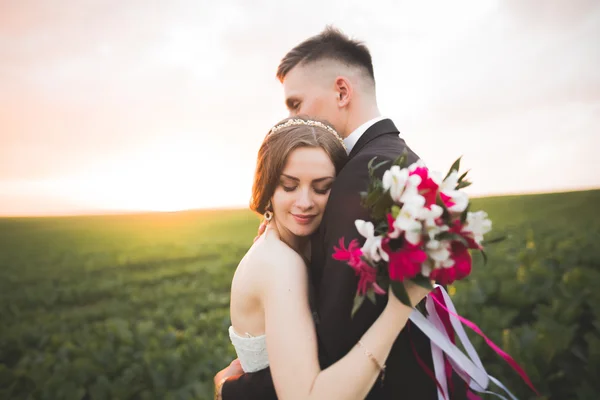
[{"xmin": 1, "ymin": 186, "xmax": 598, "ymax": 219}]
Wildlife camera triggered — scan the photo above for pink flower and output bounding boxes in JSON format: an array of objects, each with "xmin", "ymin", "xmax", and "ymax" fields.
[
  {"xmin": 430, "ymin": 242, "xmax": 472, "ymax": 285},
  {"xmin": 409, "ymin": 165, "xmax": 440, "ymax": 208},
  {"xmin": 452, "ymin": 242, "xmax": 472, "ymax": 280},
  {"xmin": 333, "ymin": 238, "xmax": 386, "ymax": 296},
  {"xmin": 355, "ymin": 259, "xmax": 386, "ymax": 296},
  {"xmin": 448, "ymin": 219, "xmax": 482, "ymax": 250},
  {"xmin": 332, "ymin": 238, "xmax": 362, "ymax": 268},
  {"xmin": 440, "ymin": 192, "xmax": 455, "ymax": 209},
  {"xmin": 383, "ymin": 239, "xmax": 428, "ymax": 282},
  {"xmin": 430, "ymin": 265, "xmax": 457, "ymax": 285}
]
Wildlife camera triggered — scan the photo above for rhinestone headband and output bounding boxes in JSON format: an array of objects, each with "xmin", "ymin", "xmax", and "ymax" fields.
[{"xmin": 269, "ymin": 118, "xmax": 347, "ymax": 152}]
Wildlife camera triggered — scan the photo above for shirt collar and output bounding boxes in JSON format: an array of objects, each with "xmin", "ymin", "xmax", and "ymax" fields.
[{"xmin": 343, "ymin": 116, "xmax": 388, "ymax": 154}]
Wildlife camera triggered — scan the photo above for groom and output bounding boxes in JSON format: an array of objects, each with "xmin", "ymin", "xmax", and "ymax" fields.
[{"xmin": 215, "ymin": 26, "xmax": 467, "ymax": 399}]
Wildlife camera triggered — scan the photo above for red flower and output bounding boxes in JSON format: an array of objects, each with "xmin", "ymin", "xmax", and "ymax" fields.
[
  {"xmin": 452, "ymin": 242, "xmax": 472, "ymax": 280},
  {"xmin": 430, "ymin": 242, "xmax": 472, "ymax": 285},
  {"xmin": 409, "ymin": 166, "xmax": 440, "ymax": 208},
  {"xmin": 448, "ymin": 219, "xmax": 481, "ymax": 250},
  {"xmin": 430, "ymin": 266, "xmax": 457, "ymax": 286},
  {"xmin": 383, "ymin": 239, "xmax": 427, "ymax": 282},
  {"xmin": 333, "ymin": 238, "xmax": 385, "ymax": 296},
  {"xmin": 355, "ymin": 259, "xmax": 386, "ymax": 296},
  {"xmin": 332, "ymin": 238, "xmax": 362, "ymax": 267},
  {"xmin": 440, "ymin": 191, "xmax": 455, "ymax": 209}
]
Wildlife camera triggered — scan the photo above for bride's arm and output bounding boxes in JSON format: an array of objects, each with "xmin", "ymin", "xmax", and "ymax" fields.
[{"xmin": 263, "ymin": 250, "xmax": 425, "ymax": 400}]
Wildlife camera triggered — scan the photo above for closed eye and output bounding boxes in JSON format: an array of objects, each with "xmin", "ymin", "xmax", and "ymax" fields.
[
  {"xmin": 314, "ymin": 186, "xmax": 332, "ymax": 195},
  {"xmin": 286, "ymin": 98, "xmax": 300, "ymax": 112}
]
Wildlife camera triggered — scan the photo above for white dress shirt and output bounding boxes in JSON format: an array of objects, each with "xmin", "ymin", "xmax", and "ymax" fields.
[{"xmin": 343, "ymin": 115, "xmax": 388, "ymax": 154}]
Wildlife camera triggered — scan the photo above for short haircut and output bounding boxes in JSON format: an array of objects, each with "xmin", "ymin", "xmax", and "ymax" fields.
[{"xmin": 276, "ymin": 26, "xmax": 374, "ymax": 83}]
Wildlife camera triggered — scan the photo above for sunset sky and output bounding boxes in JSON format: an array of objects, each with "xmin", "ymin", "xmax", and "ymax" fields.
[{"xmin": 1, "ymin": 0, "xmax": 599, "ymax": 216}]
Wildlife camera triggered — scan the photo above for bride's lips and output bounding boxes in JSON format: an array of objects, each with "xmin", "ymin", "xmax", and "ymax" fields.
[{"xmin": 291, "ymin": 213, "xmax": 317, "ymax": 225}]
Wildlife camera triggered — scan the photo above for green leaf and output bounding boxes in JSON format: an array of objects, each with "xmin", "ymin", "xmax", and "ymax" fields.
[
  {"xmin": 436, "ymin": 192, "xmax": 451, "ymax": 223},
  {"xmin": 352, "ymin": 295, "xmax": 365, "ymax": 318},
  {"xmin": 436, "ymin": 231, "xmax": 469, "ymax": 246},
  {"xmin": 445, "ymin": 156, "xmax": 462, "ymax": 180},
  {"xmin": 482, "ymin": 235, "xmax": 507, "ymax": 245},
  {"xmin": 412, "ymin": 274, "xmax": 434, "ymax": 291},
  {"xmin": 480, "ymin": 249, "xmax": 488, "ymax": 265},
  {"xmin": 460, "ymin": 203, "xmax": 471, "ymax": 224},
  {"xmin": 390, "ymin": 280, "xmax": 412, "ymax": 307},
  {"xmin": 393, "ymin": 149, "xmax": 409, "ymax": 168},
  {"xmin": 457, "ymin": 180, "xmax": 472, "ymax": 189},
  {"xmin": 391, "ymin": 205, "xmax": 401, "ymax": 219},
  {"xmin": 372, "ymin": 159, "xmax": 391, "ymax": 173},
  {"xmin": 366, "ymin": 289, "xmax": 377, "ymax": 304},
  {"xmin": 457, "ymin": 169, "xmax": 470, "ymax": 184}
]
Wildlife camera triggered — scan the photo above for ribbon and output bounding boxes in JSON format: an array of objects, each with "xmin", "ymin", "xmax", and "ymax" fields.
[{"xmin": 429, "ymin": 289, "xmax": 540, "ymax": 396}]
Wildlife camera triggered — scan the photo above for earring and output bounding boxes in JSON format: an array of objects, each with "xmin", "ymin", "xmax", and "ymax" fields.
[{"xmin": 264, "ymin": 210, "xmax": 273, "ymax": 221}]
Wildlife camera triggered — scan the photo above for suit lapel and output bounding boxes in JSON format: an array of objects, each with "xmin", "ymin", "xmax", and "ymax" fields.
[{"xmin": 348, "ymin": 118, "xmax": 400, "ymax": 159}]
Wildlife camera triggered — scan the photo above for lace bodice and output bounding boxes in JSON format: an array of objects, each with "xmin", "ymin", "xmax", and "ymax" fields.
[{"xmin": 228, "ymin": 326, "xmax": 270, "ymax": 373}]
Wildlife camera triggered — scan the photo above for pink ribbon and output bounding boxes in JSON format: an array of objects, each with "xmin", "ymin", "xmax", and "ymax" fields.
[
  {"xmin": 429, "ymin": 294, "xmax": 540, "ymax": 396},
  {"xmin": 407, "ymin": 321, "xmax": 448, "ymax": 400}
]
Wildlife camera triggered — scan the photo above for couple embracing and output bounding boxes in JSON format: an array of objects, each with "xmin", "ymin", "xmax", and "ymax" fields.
[{"xmin": 213, "ymin": 26, "xmax": 467, "ymax": 400}]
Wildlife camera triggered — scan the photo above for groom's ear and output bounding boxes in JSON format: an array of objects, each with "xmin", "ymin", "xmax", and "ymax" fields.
[{"xmin": 334, "ymin": 76, "xmax": 353, "ymax": 108}]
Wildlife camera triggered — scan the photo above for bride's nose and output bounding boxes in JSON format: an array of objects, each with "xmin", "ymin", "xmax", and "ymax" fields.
[{"xmin": 295, "ymin": 188, "xmax": 314, "ymax": 210}]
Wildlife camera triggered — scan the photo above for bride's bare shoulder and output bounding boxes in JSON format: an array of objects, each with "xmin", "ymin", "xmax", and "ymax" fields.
[{"xmin": 243, "ymin": 235, "xmax": 305, "ymax": 277}]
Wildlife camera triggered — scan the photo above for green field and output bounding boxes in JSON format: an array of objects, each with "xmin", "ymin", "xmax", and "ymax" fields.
[{"xmin": 1, "ymin": 190, "xmax": 599, "ymax": 399}]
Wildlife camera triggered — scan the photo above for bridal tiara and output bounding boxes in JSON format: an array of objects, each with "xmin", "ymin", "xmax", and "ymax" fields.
[{"xmin": 269, "ymin": 118, "xmax": 347, "ymax": 151}]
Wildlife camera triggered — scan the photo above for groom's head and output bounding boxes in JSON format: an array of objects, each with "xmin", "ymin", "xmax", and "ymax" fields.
[{"xmin": 277, "ymin": 26, "xmax": 379, "ymax": 139}]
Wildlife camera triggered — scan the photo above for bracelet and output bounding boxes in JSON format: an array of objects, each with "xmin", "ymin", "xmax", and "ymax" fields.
[
  {"xmin": 358, "ymin": 340, "xmax": 386, "ymax": 383},
  {"xmin": 214, "ymin": 376, "xmax": 229, "ymax": 400}
]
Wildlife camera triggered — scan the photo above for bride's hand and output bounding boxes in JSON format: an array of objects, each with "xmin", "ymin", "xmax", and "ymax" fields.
[
  {"xmin": 213, "ymin": 358, "xmax": 243, "ymax": 387},
  {"xmin": 387, "ymin": 279, "xmax": 433, "ymax": 310}
]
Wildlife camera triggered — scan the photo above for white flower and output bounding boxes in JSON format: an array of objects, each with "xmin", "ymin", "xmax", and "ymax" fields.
[
  {"xmin": 419, "ymin": 204, "xmax": 444, "ymax": 228},
  {"xmin": 440, "ymin": 170, "xmax": 459, "ymax": 192},
  {"xmin": 447, "ymin": 190, "xmax": 469, "ymax": 213},
  {"xmin": 382, "ymin": 166, "xmax": 410, "ymax": 203},
  {"xmin": 463, "ymin": 211, "xmax": 492, "ymax": 244},
  {"xmin": 355, "ymin": 220, "xmax": 389, "ymax": 262},
  {"xmin": 426, "ymin": 239, "xmax": 452, "ymax": 264},
  {"xmin": 439, "ymin": 170, "xmax": 469, "ymax": 212},
  {"xmin": 429, "ymin": 170, "xmax": 444, "ymax": 187},
  {"xmin": 422, "ymin": 260, "xmax": 433, "ymax": 277},
  {"xmin": 393, "ymin": 197, "xmax": 426, "ymax": 245},
  {"xmin": 408, "ymin": 159, "xmax": 426, "ymax": 172}
]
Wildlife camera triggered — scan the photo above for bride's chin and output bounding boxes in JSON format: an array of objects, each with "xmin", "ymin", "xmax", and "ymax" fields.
[{"xmin": 290, "ymin": 224, "xmax": 318, "ymax": 238}]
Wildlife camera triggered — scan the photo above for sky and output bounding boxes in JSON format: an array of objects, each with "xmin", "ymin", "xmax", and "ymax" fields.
[{"xmin": 1, "ymin": 0, "xmax": 599, "ymax": 216}]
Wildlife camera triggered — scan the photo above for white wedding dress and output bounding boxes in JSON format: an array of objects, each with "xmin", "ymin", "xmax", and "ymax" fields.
[{"xmin": 228, "ymin": 326, "xmax": 270, "ymax": 373}]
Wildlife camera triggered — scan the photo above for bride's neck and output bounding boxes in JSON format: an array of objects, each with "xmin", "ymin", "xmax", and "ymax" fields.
[{"xmin": 268, "ymin": 221, "xmax": 310, "ymax": 258}]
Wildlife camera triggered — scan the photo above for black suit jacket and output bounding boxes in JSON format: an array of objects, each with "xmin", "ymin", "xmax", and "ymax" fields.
[{"xmin": 223, "ymin": 119, "xmax": 467, "ymax": 399}]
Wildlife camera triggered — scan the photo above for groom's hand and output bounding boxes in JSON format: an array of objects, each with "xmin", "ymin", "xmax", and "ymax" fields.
[{"xmin": 214, "ymin": 359, "xmax": 243, "ymax": 399}]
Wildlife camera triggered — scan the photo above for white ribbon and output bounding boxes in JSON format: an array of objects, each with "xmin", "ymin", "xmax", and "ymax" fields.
[{"xmin": 408, "ymin": 285, "xmax": 519, "ymax": 400}]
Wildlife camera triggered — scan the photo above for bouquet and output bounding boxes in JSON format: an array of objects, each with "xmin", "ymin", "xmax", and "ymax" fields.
[
  {"xmin": 333, "ymin": 152, "xmax": 496, "ymax": 311},
  {"xmin": 332, "ymin": 152, "xmax": 539, "ymax": 399}
]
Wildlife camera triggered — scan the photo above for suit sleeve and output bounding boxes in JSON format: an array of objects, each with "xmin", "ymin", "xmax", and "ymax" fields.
[
  {"xmin": 314, "ymin": 152, "xmax": 395, "ymax": 366},
  {"xmin": 221, "ymin": 367, "xmax": 278, "ymax": 400}
]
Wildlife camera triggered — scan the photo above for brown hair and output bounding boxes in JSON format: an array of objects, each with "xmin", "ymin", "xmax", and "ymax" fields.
[
  {"xmin": 276, "ymin": 25, "xmax": 375, "ymax": 83},
  {"xmin": 250, "ymin": 116, "xmax": 348, "ymax": 215}
]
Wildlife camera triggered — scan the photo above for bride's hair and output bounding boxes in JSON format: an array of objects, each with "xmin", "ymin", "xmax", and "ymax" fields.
[{"xmin": 250, "ymin": 116, "xmax": 348, "ymax": 216}]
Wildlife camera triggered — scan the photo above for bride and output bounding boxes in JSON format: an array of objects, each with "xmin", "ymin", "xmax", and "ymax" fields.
[{"xmin": 214, "ymin": 116, "xmax": 431, "ymax": 400}]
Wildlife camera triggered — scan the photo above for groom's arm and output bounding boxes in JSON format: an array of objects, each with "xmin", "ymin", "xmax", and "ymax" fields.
[{"xmin": 221, "ymin": 367, "xmax": 278, "ymax": 400}]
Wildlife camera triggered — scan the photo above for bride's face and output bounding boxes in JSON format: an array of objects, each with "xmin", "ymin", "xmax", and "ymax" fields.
[{"xmin": 271, "ymin": 146, "xmax": 335, "ymax": 238}]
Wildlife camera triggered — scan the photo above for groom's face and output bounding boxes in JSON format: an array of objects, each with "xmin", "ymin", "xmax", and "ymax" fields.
[{"xmin": 282, "ymin": 65, "xmax": 341, "ymax": 131}]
